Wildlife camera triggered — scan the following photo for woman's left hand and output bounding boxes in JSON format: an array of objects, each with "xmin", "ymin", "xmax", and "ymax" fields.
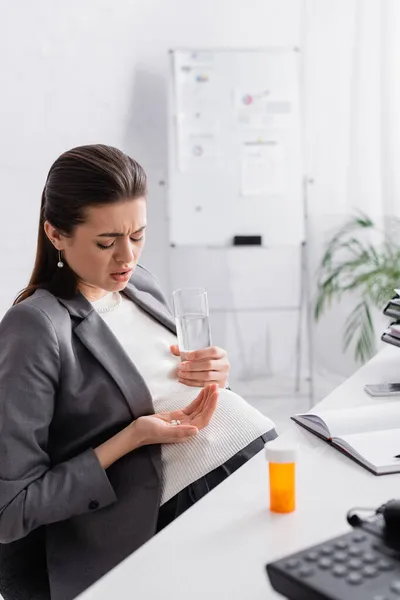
[{"xmin": 170, "ymin": 345, "xmax": 230, "ymax": 388}]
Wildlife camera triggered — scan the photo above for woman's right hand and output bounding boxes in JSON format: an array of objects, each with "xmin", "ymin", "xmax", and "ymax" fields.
[
  {"xmin": 95, "ymin": 384, "xmax": 219, "ymax": 469},
  {"xmin": 132, "ymin": 383, "xmax": 219, "ymax": 446}
]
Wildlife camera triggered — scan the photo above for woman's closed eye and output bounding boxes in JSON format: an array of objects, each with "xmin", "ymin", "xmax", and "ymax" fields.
[{"xmin": 96, "ymin": 236, "xmax": 144, "ymax": 250}]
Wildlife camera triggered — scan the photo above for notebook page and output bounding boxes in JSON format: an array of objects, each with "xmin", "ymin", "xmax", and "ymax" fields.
[
  {"xmin": 334, "ymin": 429, "xmax": 400, "ymax": 473},
  {"xmin": 295, "ymin": 401, "xmax": 400, "ymax": 438},
  {"xmin": 293, "ymin": 407, "xmax": 362, "ymax": 438},
  {"xmin": 292, "ymin": 414, "xmax": 331, "ymax": 437}
]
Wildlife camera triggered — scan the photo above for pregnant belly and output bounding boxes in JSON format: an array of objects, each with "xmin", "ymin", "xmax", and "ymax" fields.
[{"xmin": 153, "ymin": 386, "xmax": 273, "ymax": 438}]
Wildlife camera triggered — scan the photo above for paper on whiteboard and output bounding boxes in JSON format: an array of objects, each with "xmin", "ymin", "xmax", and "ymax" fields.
[
  {"xmin": 177, "ymin": 112, "xmax": 219, "ymax": 171},
  {"xmin": 178, "ymin": 112, "xmax": 219, "ymax": 136},
  {"xmin": 179, "ymin": 133, "xmax": 219, "ymax": 171},
  {"xmin": 241, "ymin": 140, "xmax": 285, "ymax": 196},
  {"xmin": 174, "ymin": 53, "xmax": 221, "ymax": 171},
  {"xmin": 235, "ymin": 90, "xmax": 293, "ymax": 130},
  {"xmin": 175, "ymin": 62, "xmax": 219, "ymax": 114}
]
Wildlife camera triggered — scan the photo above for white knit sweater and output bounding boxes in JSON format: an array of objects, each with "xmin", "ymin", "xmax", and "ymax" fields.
[{"xmin": 92, "ymin": 292, "xmax": 275, "ymax": 504}]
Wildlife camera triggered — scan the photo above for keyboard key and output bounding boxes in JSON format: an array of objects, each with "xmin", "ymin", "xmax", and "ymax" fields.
[
  {"xmin": 299, "ymin": 566, "xmax": 314, "ymax": 578},
  {"xmin": 332, "ymin": 565, "xmax": 347, "ymax": 577},
  {"xmin": 348, "ymin": 546, "xmax": 362, "ymax": 557},
  {"xmin": 347, "ymin": 572, "xmax": 363, "ymax": 585},
  {"xmin": 362, "ymin": 566, "xmax": 378, "ymax": 578},
  {"xmin": 333, "ymin": 551, "xmax": 347, "ymax": 563},
  {"xmin": 363, "ymin": 552, "xmax": 378, "ymax": 564},
  {"xmin": 335, "ymin": 540, "xmax": 348, "ymax": 550},
  {"xmin": 318, "ymin": 558, "xmax": 333, "ymax": 570},
  {"xmin": 353, "ymin": 532, "xmax": 366, "ymax": 542},
  {"xmin": 285, "ymin": 559, "xmax": 300, "ymax": 570},
  {"xmin": 304, "ymin": 552, "xmax": 318, "ymax": 563},
  {"xmin": 320, "ymin": 546, "xmax": 333, "ymax": 556},
  {"xmin": 348, "ymin": 559, "xmax": 362, "ymax": 570}
]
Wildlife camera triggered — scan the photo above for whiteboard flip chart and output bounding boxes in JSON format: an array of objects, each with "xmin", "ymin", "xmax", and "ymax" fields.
[{"xmin": 168, "ymin": 48, "xmax": 304, "ymax": 246}]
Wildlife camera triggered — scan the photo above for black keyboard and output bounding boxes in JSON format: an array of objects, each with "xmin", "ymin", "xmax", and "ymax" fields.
[{"xmin": 266, "ymin": 527, "xmax": 400, "ymax": 600}]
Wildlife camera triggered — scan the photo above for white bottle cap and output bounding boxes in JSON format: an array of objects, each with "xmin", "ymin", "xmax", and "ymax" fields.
[{"xmin": 265, "ymin": 442, "xmax": 297, "ymax": 464}]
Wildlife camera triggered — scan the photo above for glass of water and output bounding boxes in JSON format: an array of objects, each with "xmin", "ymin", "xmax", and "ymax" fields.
[{"xmin": 172, "ymin": 288, "xmax": 212, "ymax": 361}]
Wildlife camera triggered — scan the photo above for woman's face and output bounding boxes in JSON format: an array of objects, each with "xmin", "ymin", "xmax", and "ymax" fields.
[{"xmin": 46, "ymin": 197, "xmax": 147, "ymax": 301}]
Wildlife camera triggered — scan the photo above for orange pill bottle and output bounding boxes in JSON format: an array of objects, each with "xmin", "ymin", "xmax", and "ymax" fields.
[{"xmin": 265, "ymin": 444, "xmax": 297, "ymax": 513}]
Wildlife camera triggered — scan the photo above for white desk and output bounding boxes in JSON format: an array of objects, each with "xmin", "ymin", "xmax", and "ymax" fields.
[{"xmin": 78, "ymin": 346, "xmax": 400, "ymax": 600}]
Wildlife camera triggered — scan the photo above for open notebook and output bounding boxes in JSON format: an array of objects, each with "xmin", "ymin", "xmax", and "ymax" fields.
[{"xmin": 292, "ymin": 402, "xmax": 400, "ymax": 475}]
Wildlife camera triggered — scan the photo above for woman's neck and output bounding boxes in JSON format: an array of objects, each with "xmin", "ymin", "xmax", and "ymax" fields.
[{"xmin": 78, "ymin": 283, "xmax": 110, "ymax": 303}]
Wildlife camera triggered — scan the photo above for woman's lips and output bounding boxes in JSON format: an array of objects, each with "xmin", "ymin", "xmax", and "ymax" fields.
[{"xmin": 110, "ymin": 269, "xmax": 133, "ymax": 282}]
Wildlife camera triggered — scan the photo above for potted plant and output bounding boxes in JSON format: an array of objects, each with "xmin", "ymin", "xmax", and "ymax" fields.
[{"xmin": 314, "ymin": 213, "xmax": 400, "ymax": 364}]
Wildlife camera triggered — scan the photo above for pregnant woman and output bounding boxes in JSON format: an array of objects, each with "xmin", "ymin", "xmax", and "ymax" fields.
[{"xmin": 0, "ymin": 144, "xmax": 276, "ymax": 600}]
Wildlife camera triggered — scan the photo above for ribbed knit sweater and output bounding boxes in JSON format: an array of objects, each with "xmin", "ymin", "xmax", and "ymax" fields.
[{"xmin": 92, "ymin": 292, "xmax": 275, "ymax": 504}]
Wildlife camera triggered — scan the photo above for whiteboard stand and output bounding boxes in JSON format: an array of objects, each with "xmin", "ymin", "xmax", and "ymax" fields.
[
  {"xmin": 294, "ymin": 239, "xmax": 315, "ymax": 408},
  {"xmin": 294, "ymin": 178, "xmax": 315, "ymax": 407},
  {"xmin": 224, "ymin": 179, "xmax": 314, "ymax": 406},
  {"xmin": 294, "ymin": 242, "xmax": 305, "ymax": 395},
  {"xmin": 304, "ymin": 177, "xmax": 315, "ymax": 407}
]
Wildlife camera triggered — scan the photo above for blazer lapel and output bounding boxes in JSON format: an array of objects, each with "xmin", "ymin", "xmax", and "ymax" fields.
[
  {"xmin": 57, "ymin": 280, "xmax": 177, "ymax": 423},
  {"xmin": 74, "ymin": 313, "xmax": 155, "ymax": 419},
  {"xmin": 57, "ymin": 293, "xmax": 154, "ymax": 420},
  {"xmin": 122, "ymin": 284, "xmax": 176, "ymax": 333},
  {"xmin": 57, "ymin": 290, "xmax": 164, "ymax": 480}
]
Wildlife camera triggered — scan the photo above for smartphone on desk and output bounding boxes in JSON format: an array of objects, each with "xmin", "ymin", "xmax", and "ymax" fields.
[{"xmin": 364, "ymin": 382, "xmax": 400, "ymax": 396}]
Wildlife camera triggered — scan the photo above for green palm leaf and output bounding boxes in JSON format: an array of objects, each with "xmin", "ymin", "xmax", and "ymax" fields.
[
  {"xmin": 314, "ymin": 212, "xmax": 400, "ymax": 363},
  {"xmin": 343, "ymin": 300, "xmax": 375, "ymax": 363}
]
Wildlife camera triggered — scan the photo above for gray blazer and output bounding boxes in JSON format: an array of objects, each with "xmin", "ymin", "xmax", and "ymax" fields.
[{"xmin": 0, "ymin": 265, "xmax": 176, "ymax": 600}]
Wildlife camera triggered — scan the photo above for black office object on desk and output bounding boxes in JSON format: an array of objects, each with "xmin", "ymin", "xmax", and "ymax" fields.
[
  {"xmin": 266, "ymin": 499, "xmax": 400, "ymax": 599},
  {"xmin": 381, "ymin": 297, "xmax": 400, "ymax": 349},
  {"xmin": 382, "ymin": 298, "xmax": 400, "ymax": 321},
  {"xmin": 382, "ymin": 332, "xmax": 400, "ymax": 349}
]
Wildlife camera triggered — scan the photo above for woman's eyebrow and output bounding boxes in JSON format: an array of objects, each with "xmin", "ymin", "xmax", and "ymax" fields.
[{"xmin": 97, "ymin": 225, "xmax": 146, "ymax": 237}]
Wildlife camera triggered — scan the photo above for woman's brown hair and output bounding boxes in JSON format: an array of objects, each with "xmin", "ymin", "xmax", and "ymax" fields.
[{"xmin": 14, "ymin": 144, "xmax": 147, "ymax": 304}]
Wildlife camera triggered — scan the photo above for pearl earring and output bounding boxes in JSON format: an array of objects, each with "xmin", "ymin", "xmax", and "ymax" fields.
[{"xmin": 57, "ymin": 250, "xmax": 64, "ymax": 269}]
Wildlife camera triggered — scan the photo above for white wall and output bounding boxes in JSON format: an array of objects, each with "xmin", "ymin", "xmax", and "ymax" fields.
[
  {"xmin": 0, "ymin": 0, "xmax": 309, "ymax": 387},
  {"xmin": 0, "ymin": 0, "xmax": 301, "ymax": 310},
  {"xmin": 0, "ymin": 0, "xmax": 388, "ymax": 382}
]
